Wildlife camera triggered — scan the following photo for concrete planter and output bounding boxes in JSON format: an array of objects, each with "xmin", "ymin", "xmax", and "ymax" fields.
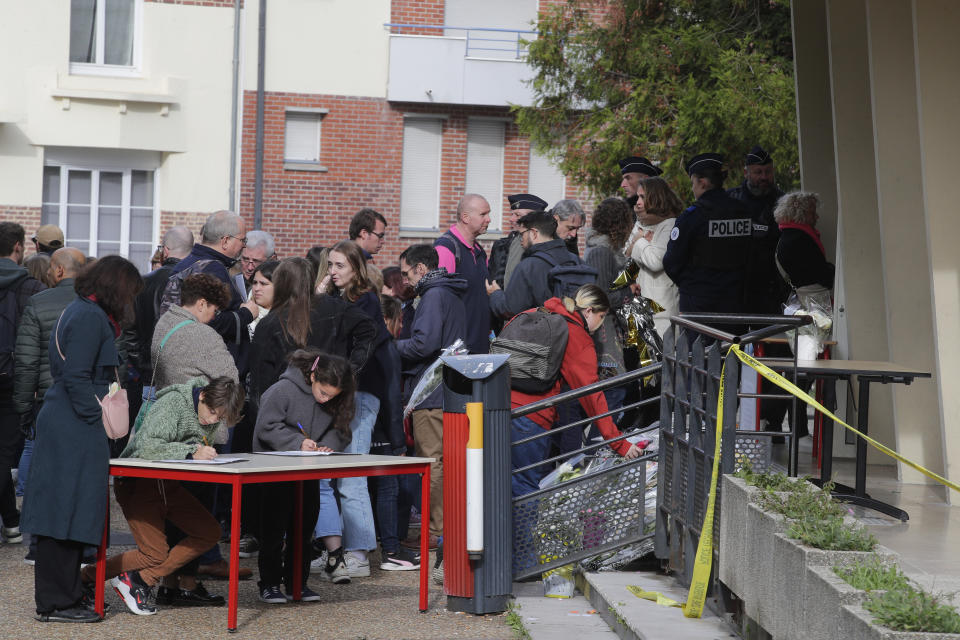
[
  {"xmin": 744, "ymin": 501, "xmax": 788, "ymax": 625},
  {"xmin": 718, "ymin": 474, "xmax": 761, "ymax": 600},
  {"xmin": 839, "ymin": 603, "xmax": 960, "ymax": 640},
  {"xmin": 769, "ymin": 532, "xmax": 898, "ymax": 640},
  {"xmin": 804, "ymin": 565, "xmax": 887, "ymax": 640}
]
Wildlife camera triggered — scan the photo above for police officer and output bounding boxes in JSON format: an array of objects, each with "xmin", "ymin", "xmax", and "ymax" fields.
[
  {"xmin": 618, "ymin": 156, "xmax": 663, "ymax": 209},
  {"xmin": 728, "ymin": 145, "xmax": 786, "ymax": 314},
  {"xmin": 488, "ymin": 194, "xmax": 548, "ymax": 289},
  {"xmin": 663, "ymin": 153, "xmax": 751, "ymax": 313},
  {"xmin": 729, "ymin": 146, "xmax": 791, "ymax": 437}
]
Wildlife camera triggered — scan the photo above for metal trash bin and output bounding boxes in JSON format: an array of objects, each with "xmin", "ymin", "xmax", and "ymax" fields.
[{"xmin": 440, "ymin": 354, "xmax": 512, "ymax": 614}]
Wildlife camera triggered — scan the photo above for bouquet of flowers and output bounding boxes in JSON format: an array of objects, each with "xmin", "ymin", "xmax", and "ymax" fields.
[{"xmin": 402, "ymin": 339, "xmax": 468, "ymax": 419}]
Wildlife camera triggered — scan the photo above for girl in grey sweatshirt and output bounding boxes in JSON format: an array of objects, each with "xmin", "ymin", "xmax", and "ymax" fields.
[{"xmin": 252, "ymin": 350, "xmax": 356, "ymax": 601}]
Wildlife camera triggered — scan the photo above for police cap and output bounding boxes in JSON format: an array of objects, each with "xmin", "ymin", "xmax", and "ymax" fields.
[{"xmin": 618, "ymin": 156, "xmax": 663, "ymax": 177}]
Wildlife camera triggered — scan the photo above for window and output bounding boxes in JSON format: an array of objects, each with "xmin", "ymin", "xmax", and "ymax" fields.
[
  {"xmin": 528, "ymin": 149, "xmax": 566, "ymax": 208},
  {"xmin": 400, "ymin": 117, "xmax": 443, "ymax": 230},
  {"xmin": 283, "ymin": 109, "xmax": 328, "ymax": 169},
  {"xmin": 70, "ymin": 0, "xmax": 141, "ymax": 75},
  {"xmin": 42, "ymin": 165, "xmax": 157, "ymax": 272},
  {"xmin": 465, "ymin": 118, "xmax": 505, "ymax": 231}
]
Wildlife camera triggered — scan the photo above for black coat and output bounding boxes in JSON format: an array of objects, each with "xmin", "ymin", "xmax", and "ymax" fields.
[
  {"xmin": 250, "ymin": 294, "xmax": 377, "ymax": 406},
  {"xmin": 20, "ymin": 297, "xmax": 117, "ymax": 545},
  {"xmin": 396, "ymin": 271, "xmax": 468, "ymax": 409},
  {"xmin": 488, "ymin": 238, "xmax": 580, "ymax": 319},
  {"xmin": 120, "ymin": 257, "xmax": 180, "ymax": 381},
  {"xmin": 776, "ymin": 228, "xmax": 834, "ymax": 289}
]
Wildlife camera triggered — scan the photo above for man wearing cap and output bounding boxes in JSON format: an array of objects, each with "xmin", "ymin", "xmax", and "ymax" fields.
[
  {"xmin": 488, "ymin": 194, "xmax": 548, "ymax": 289},
  {"xmin": 729, "ymin": 147, "xmax": 791, "ymax": 436},
  {"xmin": 727, "ymin": 145, "xmax": 787, "ymax": 315},
  {"xmin": 619, "ymin": 156, "xmax": 663, "ymax": 208},
  {"xmin": 663, "ymin": 153, "xmax": 751, "ymax": 313},
  {"xmin": 31, "ymin": 225, "xmax": 64, "ymax": 256}
]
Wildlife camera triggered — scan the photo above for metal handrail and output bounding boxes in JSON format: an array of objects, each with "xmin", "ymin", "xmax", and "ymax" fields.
[
  {"xmin": 384, "ymin": 22, "xmax": 536, "ymax": 59},
  {"xmin": 384, "ymin": 23, "xmax": 537, "ymax": 34},
  {"xmin": 511, "ymin": 361, "xmax": 662, "ymax": 418}
]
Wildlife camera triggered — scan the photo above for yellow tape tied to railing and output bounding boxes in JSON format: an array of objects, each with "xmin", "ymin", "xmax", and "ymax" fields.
[{"xmin": 630, "ymin": 343, "xmax": 959, "ymax": 619}]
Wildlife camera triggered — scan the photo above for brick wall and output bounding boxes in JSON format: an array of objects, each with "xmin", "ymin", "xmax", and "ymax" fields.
[
  {"xmin": 238, "ymin": 91, "xmax": 591, "ymax": 268},
  {"xmin": 0, "ymin": 206, "xmax": 43, "ymax": 256},
  {"xmin": 159, "ymin": 210, "xmax": 213, "ymax": 242},
  {"xmin": 390, "ymin": 0, "xmax": 444, "ymax": 35}
]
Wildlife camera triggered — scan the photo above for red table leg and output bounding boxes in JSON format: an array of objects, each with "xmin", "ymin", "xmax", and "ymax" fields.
[
  {"xmin": 95, "ymin": 487, "xmax": 108, "ymax": 617},
  {"xmin": 228, "ymin": 477, "xmax": 242, "ymax": 632},
  {"xmin": 419, "ymin": 464, "xmax": 430, "ymax": 612},
  {"xmin": 292, "ymin": 480, "xmax": 303, "ymax": 601}
]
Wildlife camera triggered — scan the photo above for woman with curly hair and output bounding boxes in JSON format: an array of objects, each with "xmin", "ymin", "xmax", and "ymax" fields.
[{"xmin": 626, "ymin": 176, "xmax": 683, "ymax": 336}]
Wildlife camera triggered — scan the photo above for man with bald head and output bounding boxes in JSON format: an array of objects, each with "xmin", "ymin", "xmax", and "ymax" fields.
[
  {"xmin": 434, "ymin": 194, "xmax": 492, "ymax": 354},
  {"xmin": 13, "ymin": 247, "xmax": 85, "ymax": 563}
]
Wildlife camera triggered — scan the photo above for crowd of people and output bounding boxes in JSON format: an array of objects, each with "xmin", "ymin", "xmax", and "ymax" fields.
[{"xmin": 0, "ymin": 144, "xmax": 834, "ymax": 623}]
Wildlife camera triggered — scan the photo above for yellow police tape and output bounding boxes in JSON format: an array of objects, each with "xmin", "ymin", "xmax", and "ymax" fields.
[{"xmin": 629, "ymin": 343, "xmax": 960, "ymax": 618}]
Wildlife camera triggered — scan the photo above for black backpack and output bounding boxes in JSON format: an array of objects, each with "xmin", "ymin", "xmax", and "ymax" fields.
[
  {"xmin": 0, "ymin": 288, "xmax": 18, "ymax": 389},
  {"xmin": 533, "ymin": 251, "xmax": 599, "ymax": 300},
  {"xmin": 490, "ymin": 307, "xmax": 573, "ymax": 394},
  {"xmin": 156, "ymin": 259, "xmax": 215, "ymax": 317}
]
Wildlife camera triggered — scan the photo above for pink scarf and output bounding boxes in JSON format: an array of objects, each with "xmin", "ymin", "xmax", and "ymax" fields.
[{"xmin": 778, "ymin": 223, "xmax": 825, "ymax": 256}]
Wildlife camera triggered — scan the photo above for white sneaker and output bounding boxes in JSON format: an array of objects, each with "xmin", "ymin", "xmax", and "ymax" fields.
[
  {"xmin": 321, "ymin": 552, "xmax": 351, "ymax": 584},
  {"xmin": 345, "ymin": 553, "xmax": 370, "ymax": 578},
  {"xmin": 309, "ymin": 552, "xmax": 328, "ymax": 575}
]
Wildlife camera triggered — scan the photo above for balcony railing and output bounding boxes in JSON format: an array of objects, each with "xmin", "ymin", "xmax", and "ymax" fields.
[{"xmin": 384, "ymin": 23, "xmax": 537, "ymax": 60}]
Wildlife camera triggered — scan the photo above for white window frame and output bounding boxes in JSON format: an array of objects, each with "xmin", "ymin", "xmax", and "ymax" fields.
[
  {"xmin": 399, "ymin": 114, "xmax": 445, "ymax": 232},
  {"xmin": 527, "ymin": 148, "xmax": 567, "ymax": 208},
  {"xmin": 69, "ymin": 0, "xmax": 144, "ymax": 78},
  {"xmin": 43, "ymin": 164, "xmax": 159, "ymax": 271},
  {"xmin": 465, "ymin": 117, "xmax": 507, "ymax": 232},
  {"xmin": 283, "ymin": 107, "xmax": 329, "ymax": 171}
]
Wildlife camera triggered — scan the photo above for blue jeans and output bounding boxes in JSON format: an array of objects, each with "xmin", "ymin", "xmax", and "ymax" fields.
[
  {"xmin": 312, "ymin": 480, "xmax": 342, "ymax": 539},
  {"xmin": 511, "ymin": 416, "xmax": 551, "ymax": 572},
  {"xmin": 16, "ymin": 437, "xmax": 33, "ymax": 497},
  {"xmin": 370, "ymin": 445, "xmax": 400, "ymax": 553},
  {"xmin": 337, "ymin": 391, "xmax": 378, "ymax": 552},
  {"xmin": 511, "ymin": 416, "xmax": 552, "ymax": 499}
]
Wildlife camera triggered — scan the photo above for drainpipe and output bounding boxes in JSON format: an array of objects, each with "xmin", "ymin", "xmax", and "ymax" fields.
[
  {"xmin": 253, "ymin": 0, "xmax": 266, "ymax": 229},
  {"xmin": 228, "ymin": 0, "xmax": 241, "ymax": 212}
]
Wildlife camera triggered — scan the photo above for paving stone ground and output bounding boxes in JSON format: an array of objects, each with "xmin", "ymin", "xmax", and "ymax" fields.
[{"xmin": 0, "ymin": 493, "xmax": 515, "ymax": 640}]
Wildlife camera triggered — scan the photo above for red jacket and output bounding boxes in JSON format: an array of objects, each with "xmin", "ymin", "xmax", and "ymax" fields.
[{"xmin": 510, "ymin": 297, "xmax": 631, "ymax": 456}]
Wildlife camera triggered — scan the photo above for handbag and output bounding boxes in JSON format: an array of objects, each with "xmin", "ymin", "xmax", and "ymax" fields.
[
  {"xmin": 131, "ymin": 319, "xmax": 194, "ymax": 436},
  {"xmin": 54, "ymin": 311, "xmax": 130, "ymax": 440}
]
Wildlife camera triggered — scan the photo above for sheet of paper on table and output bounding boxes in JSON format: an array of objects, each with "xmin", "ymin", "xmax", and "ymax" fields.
[
  {"xmin": 154, "ymin": 457, "xmax": 249, "ymax": 464},
  {"xmin": 259, "ymin": 450, "xmax": 334, "ymax": 456}
]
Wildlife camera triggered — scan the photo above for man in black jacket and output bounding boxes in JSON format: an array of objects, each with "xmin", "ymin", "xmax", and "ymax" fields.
[
  {"xmin": 13, "ymin": 247, "xmax": 84, "ymax": 563},
  {"xmin": 0, "ymin": 222, "xmax": 46, "ymax": 545},
  {"xmin": 486, "ymin": 211, "xmax": 582, "ymax": 319},
  {"xmin": 397, "ymin": 244, "xmax": 467, "ymax": 550},
  {"xmin": 488, "ymin": 194, "xmax": 548, "ymax": 289}
]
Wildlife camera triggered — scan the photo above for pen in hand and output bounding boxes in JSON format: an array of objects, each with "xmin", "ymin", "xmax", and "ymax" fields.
[{"xmin": 298, "ymin": 423, "xmax": 318, "ymax": 451}]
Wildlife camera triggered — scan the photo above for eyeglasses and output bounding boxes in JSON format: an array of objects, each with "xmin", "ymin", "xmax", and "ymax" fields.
[
  {"xmin": 156, "ymin": 243, "xmax": 166, "ymax": 252},
  {"xmin": 224, "ymin": 235, "xmax": 247, "ymax": 247},
  {"xmin": 240, "ymin": 256, "xmax": 265, "ymax": 267},
  {"xmin": 368, "ymin": 230, "xmax": 386, "ymax": 240}
]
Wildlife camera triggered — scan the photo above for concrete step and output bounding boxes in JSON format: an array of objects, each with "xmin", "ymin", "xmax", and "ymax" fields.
[
  {"xmin": 512, "ymin": 580, "xmax": 619, "ymax": 640},
  {"xmin": 580, "ymin": 571, "xmax": 739, "ymax": 640}
]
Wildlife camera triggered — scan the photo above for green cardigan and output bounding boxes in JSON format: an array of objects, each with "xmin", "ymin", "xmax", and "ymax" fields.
[{"xmin": 121, "ymin": 379, "xmax": 223, "ymax": 460}]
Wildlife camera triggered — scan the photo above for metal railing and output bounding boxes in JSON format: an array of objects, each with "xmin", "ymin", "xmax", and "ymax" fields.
[
  {"xmin": 655, "ymin": 313, "xmax": 811, "ymax": 613},
  {"xmin": 384, "ymin": 23, "xmax": 536, "ymax": 59},
  {"xmin": 510, "ymin": 362, "xmax": 662, "ymax": 581}
]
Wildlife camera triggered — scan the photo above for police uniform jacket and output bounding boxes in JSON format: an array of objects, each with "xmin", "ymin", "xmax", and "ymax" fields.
[
  {"xmin": 663, "ymin": 188, "xmax": 752, "ymax": 313},
  {"xmin": 728, "ymin": 181, "xmax": 787, "ymax": 314}
]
